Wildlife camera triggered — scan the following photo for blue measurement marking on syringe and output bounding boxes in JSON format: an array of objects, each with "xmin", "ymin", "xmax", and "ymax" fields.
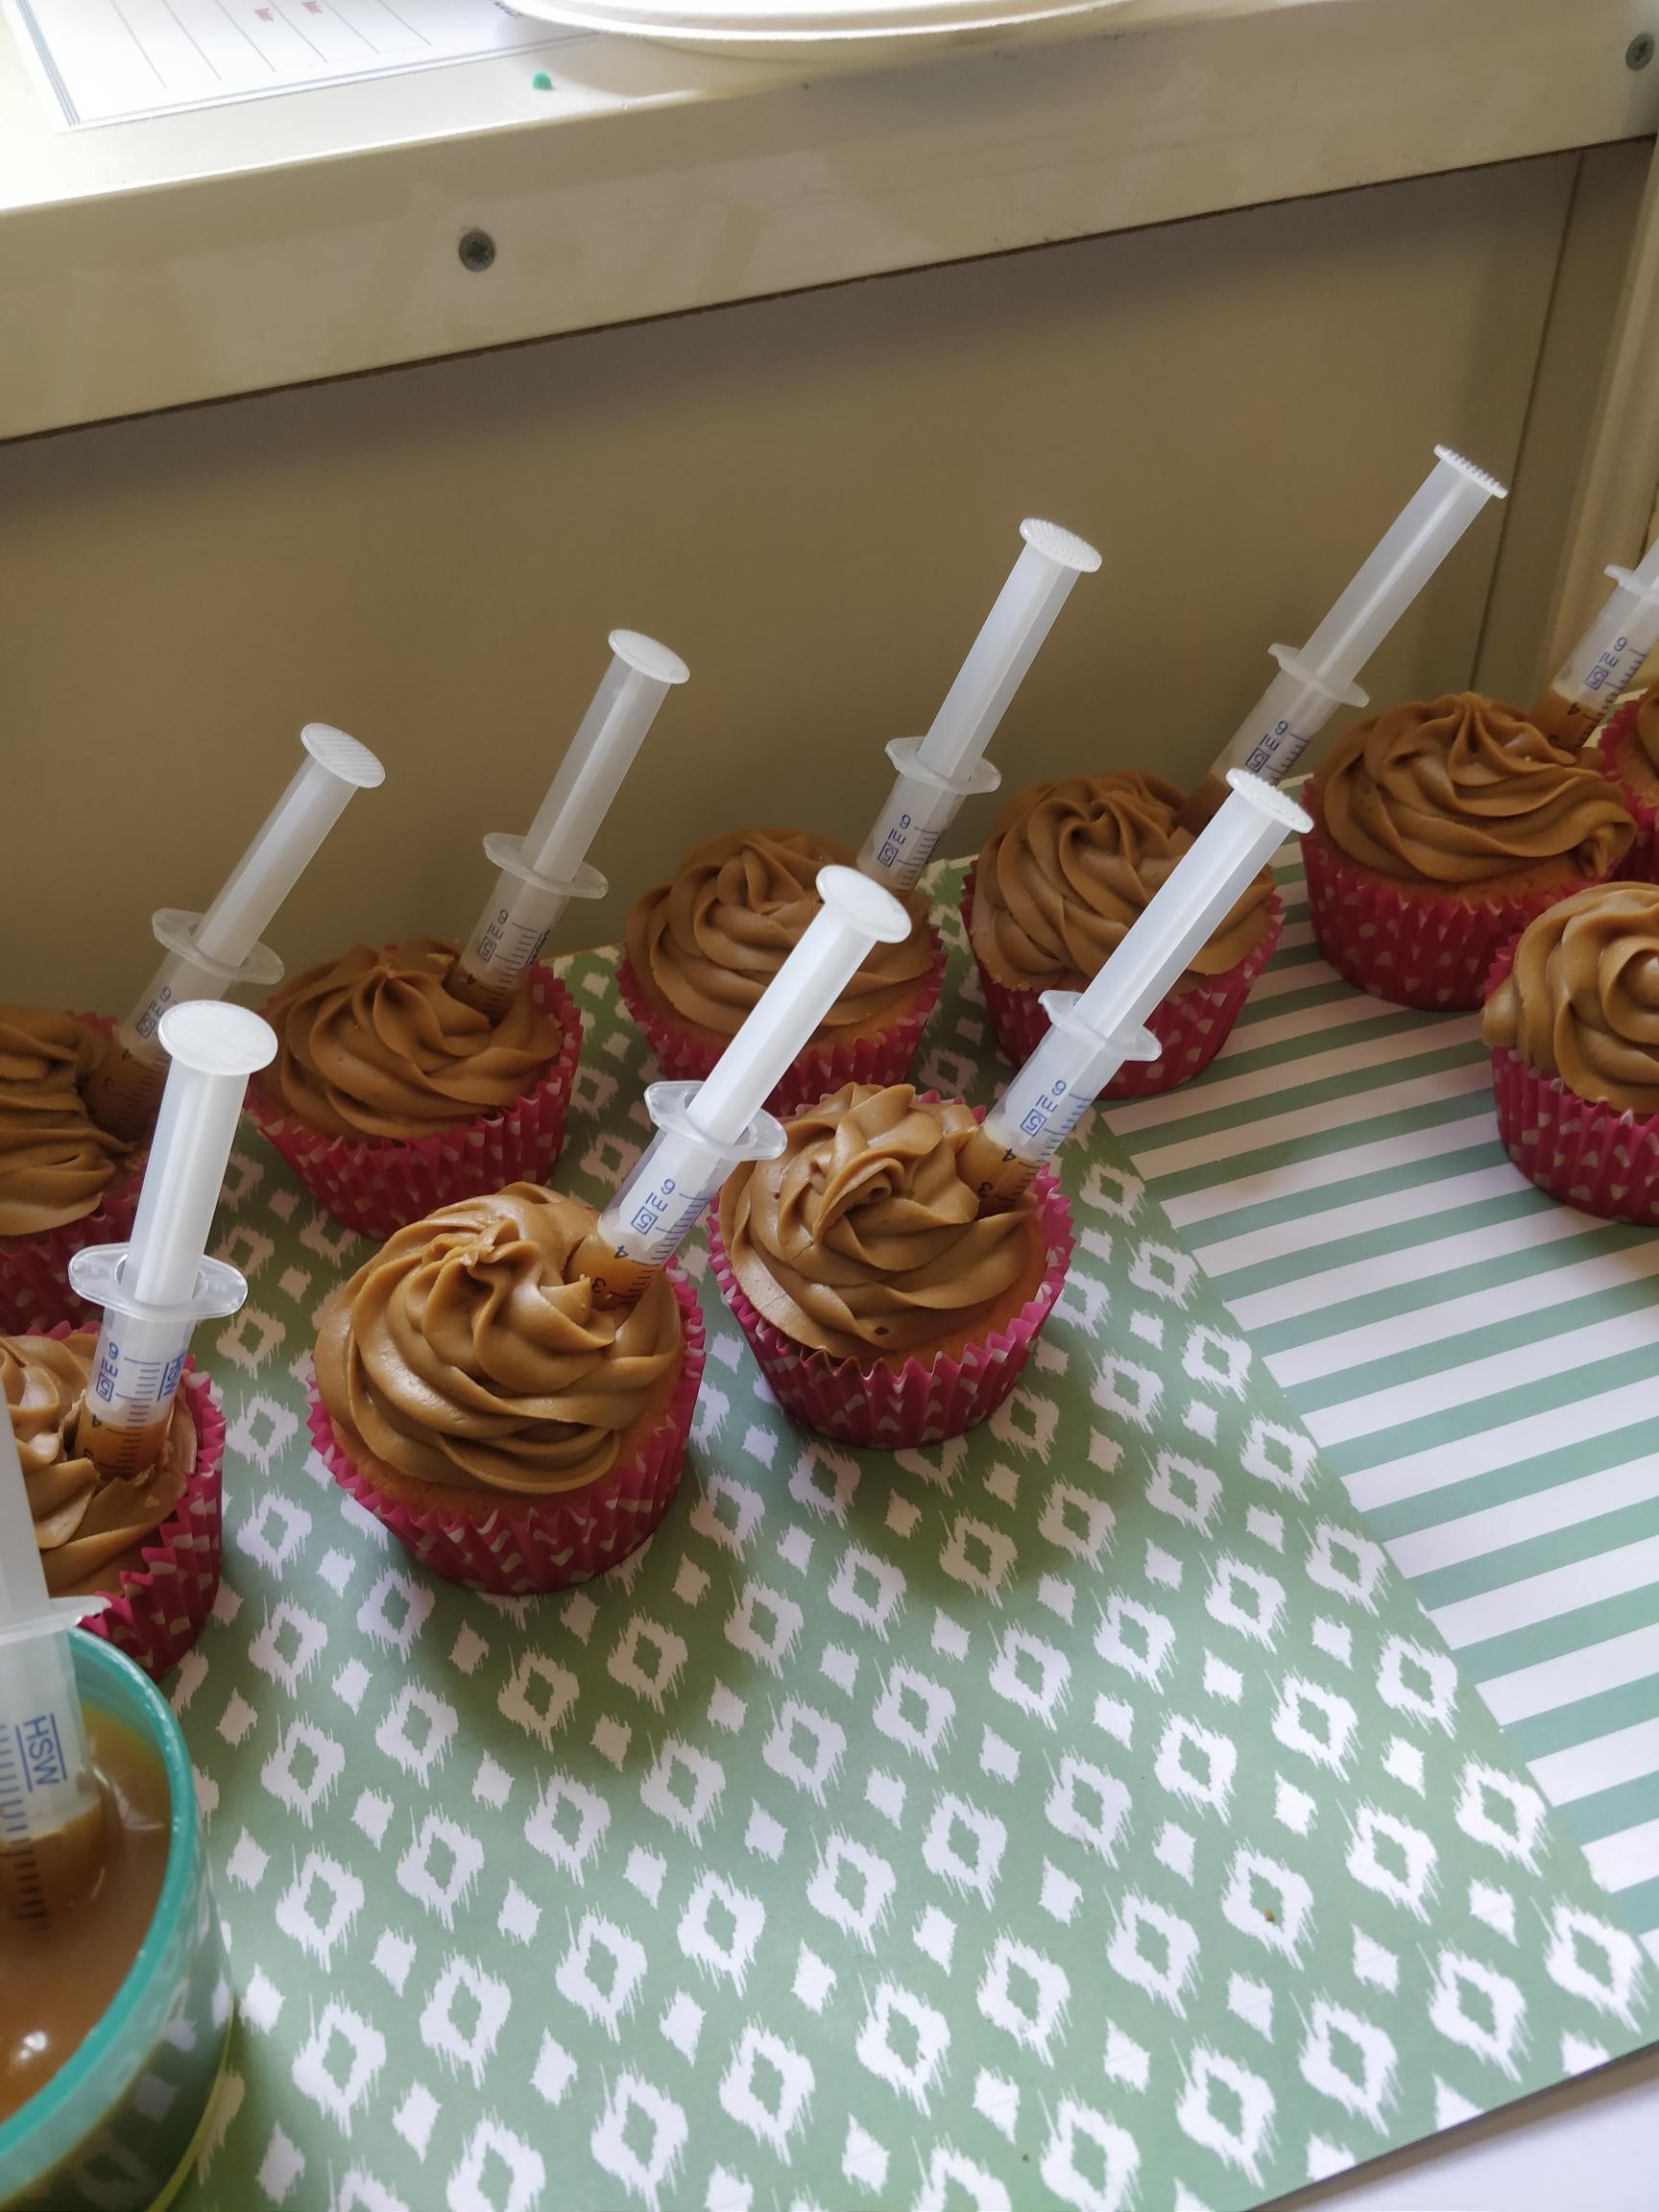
[
  {"xmin": 16, "ymin": 1714, "xmax": 67, "ymax": 1793},
  {"xmin": 1576, "ymin": 634, "xmax": 1640, "ymax": 699}
]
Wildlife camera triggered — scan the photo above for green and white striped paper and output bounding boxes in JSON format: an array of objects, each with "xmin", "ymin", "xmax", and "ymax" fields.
[{"xmin": 1104, "ymin": 843, "xmax": 1659, "ymax": 1965}]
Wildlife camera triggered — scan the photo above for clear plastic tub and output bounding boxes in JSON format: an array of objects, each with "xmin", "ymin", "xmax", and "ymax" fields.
[{"xmin": 0, "ymin": 1635, "xmax": 231, "ymax": 2212}]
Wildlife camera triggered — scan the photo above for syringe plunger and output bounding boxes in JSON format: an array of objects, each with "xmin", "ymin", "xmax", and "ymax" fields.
[
  {"xmin": 971, "ymin": 774, "xmax": 1310, "ymax": 1200},
  {"xmin": 451, "ymin": 631, "xmax": 688, "ymax": 1015},
  {"xmin": 85, "ymin": 723, "xmax": 382, "ymax": 1139},
  {"xmin": 1209, "ymin": 445, "xmax": 1506, "ymax": 786},
  {"xmin": 860, "ymin": 518, "xmax": 1100, "ymax": 891},
  {"xmin": 72, "ymin": 1002, "xmax": 275, "ymax": 1480}
]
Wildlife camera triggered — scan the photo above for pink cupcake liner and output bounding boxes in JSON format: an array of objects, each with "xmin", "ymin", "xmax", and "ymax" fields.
[
  {"xmin": 0, "ymin": 1012, "xmax": 147, "ymax": 1334},
  {"xmin": 708, "ymin": 1166, "xmax": 1075, "ymax": 1448},
  {"xmin": 308, "ymin": 1264, "xmax": 706, "ymax": 1593},
  {"xmin": 960, "ymin": 865, "xmax": 1282, "ymax": 1094},
  {"xmin": 1300, "ymin": 822, "xmax": 1610, "ymax": 1012},
  {"xmin": 248, "ymin": 967, "xmax": 584, "ymax": 1241},
  {"xmin": 617, "ymin": 923, "xmax": 947, "ymax": 1120},
  {"xmin": 1598, "ymin": 701, "xmax": 1659, "ymax": 882},
  {"xmin": 1484, "ymin": 936, "xmax": 1659, "ymax": 1222},
  {"xmin": 18, "ymin": 1323, "xmax": 225, "ymax": 1681}
]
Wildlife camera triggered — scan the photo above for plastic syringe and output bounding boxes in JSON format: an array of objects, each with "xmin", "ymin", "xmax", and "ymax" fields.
[
  {"xmin": 965, "ymin": 771, "xmax": 1311, "ymax": 1205},
  {"xmin": 1192, "ymin": 446, "xmax": 1507, "ymax": 812},
  {"xmin": 0, "ymin": 1394, "xmax": 108, "ymax": 1922},
  {"xmin": 450, "ymin": 632, "xmax": 690, "ymax": 1017},
  {"xmin": 859, "ymin": 518, "xmax": 1102, "ymax": 892},
  {"xmin": 69, "ymin": 1002, "xmax": 276, "ymax": 1480},
  {"xmin": 84, "ymin": 724, "xmax": 384, "ymax": 1142},
  {"xmin": 1533, "ymin": 529, "xmax": 1659, "ymax": 751},
  {"xmin": 573, "ymin": 865, "xmax": 912, "ymax": 1303}
]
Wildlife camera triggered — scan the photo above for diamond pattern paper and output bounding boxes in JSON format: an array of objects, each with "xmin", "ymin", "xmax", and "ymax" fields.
[{"xmin": 165, "ymin": 864, "xmax": 1655, "ymax": 2212}]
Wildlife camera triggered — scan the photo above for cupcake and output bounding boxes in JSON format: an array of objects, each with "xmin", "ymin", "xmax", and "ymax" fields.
[
  {"xmin": 620, "ymin": 830, "xmax": 944, "ymax": 1118},
  {"xmin": 0, "ymin": 1008, "xmax": 142, "ymax": 1334},
  {"xmin": 1483, "ymin": 881, "xmax": 1659, "ymax": 1221},
  {"xmin": 248, "ymin": 939, "xmax": 582, "ymax": 1239},
  {"xmin": 708, "ymin": 1082, "xmax": 1074, "ymax": 1448},
  {"xmin": 1304, "ymin": 694, "xmax": 1634, "ymax": 1011},
  {"xmin": 310, "ymin": 1183, "xmax": 705, "ymax": 1592},
  {"xmin": 1595, "ymin": 685, "xmax": 1659, "ymax": 880},
  {"xmin": 4, "ymin": 1328, "xmax": 226, "ymax": 1680},
  {"xmin": 965, "ymin": 773, "xmax": 1281, "ymax": 1094}
]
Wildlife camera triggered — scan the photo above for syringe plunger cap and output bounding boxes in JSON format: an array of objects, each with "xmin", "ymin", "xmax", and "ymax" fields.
[
  {"xmin": 301, "ymin": 723, "xmax": 386, "ymax": 789},
  {"xmin": 156, "ymin": 999, "xmax": 279, "ymax": 1079}
]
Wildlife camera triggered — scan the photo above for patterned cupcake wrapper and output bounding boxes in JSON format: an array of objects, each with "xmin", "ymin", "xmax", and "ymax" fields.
[
  {"xmin": 248, "ymin": 967, "xmax": 585, "ymax": 1241},
  {"xmin": 1300, "ymin": 825, "xmax": 1607, "ymax": 1012},
  {"xmin": 1597, "ymin": 701, "xmax": 1659, "ymax": 883},
  {"xmin": 707, "ymin": 1166, "xmax": 1076, "ymax": 1448},
  {"xmin": 959, "ymin": 864, "xmax": 1282, "ymax": 1094},
  {"xmin": 308, "ymin": 1265, "xmax": 707, "ymax": 1593},
  {"xmin": 1483, "ymin": 933, "xmax": 1659, "ymax": 1223},
  {"xmin": 24, "ymin": 1320, "xmax": 226, "ymax": 1681},
  {"xmin": 616, "ymin": 923, "xmax": 947, "ymax": 1121},
  {"xmin": 0, "ymin": 1012, "xmax": 148, "ymax": 1334}
]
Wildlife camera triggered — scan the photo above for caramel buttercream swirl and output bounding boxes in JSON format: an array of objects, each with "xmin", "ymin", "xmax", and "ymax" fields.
[
  {"xmin": 722, "ymin": 1083, "xmax": 1033, "ymax": 1362},
  {"xmin": 3, "ymin": 1333, "xmax": 190, "ymax": 1596},
  {"xmin": 1319, "ymin": 693, "xmax": 1633, "ymax": 884},
  {"xmin": 625, "ymin": 829, "xmax": 932, "ymax": 1037},
  {"xmin": 0, "ymin": 1007, "xmax": 132, "ymax": 1237},
  {"xmin": 315, "ymin": 1184, "xmax": 683, "ymax": 1494},
  {"xmin": 1482, "ymin": 882, "xmax": 1659, "ymax": 1115},
  {"xmin": 262, "ymin": 939, "xmax": 563, "ymax": 1141},
  {"xmin": 1634, "ymin": 682, "xmax": 1659, "ymax": 775},
  {"xmin": 969, "ymin": 771, "xmax": 1273, "ymax": 991}
]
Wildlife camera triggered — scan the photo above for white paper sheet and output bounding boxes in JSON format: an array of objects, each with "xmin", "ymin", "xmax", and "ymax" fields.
[{"xmin": 9, "ymin": 0, "xmax": 577, "ymax": 126}]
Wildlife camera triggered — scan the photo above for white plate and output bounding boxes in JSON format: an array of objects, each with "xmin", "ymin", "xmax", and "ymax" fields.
[{"xmin": 513, "ymin": 0, "xmax": 1128, "ymax": 58}]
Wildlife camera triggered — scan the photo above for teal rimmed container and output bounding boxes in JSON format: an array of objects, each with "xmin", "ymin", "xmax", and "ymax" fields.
[{"xmin": 0, "ymin": 1634, "xmax": 231, "ymax": 2212}]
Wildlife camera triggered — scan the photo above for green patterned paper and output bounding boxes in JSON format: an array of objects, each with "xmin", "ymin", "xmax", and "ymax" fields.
[{"xmin": 172, "ymin": 867, "xmax": 1655, "ymax": 2212}]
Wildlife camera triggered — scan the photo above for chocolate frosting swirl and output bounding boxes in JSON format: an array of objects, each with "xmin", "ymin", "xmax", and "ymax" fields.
[
  {"xmin": 1319, "ymin": 694, "xmax": 1633, "ymax": 883},
  {"xmin": 969, "ymin": 772, "xmax": 1273, "ymax": 990},
  {"xmin": 3, "ymin": 1333, "xmax": 190, "ymax": 1596},
  {"xmin": 1634, "ymin": 683, "xmax": 1659, "ymax": 774},
  {"xmin": 315, "ymin": 1184, "xmax": 683, "ymax": 1493},
  {"xmin": 721, "ymin": 1083, "xmax": 1033, "ymax": 1361},
  {"xmin": 1482, "ymin": 881, "xmax": 1659, "ymax": 1114},
  {"xmin": 262, "ymin": 940, "xmax": 563, "ymax": 1141},
  {"xmin": 625, "ymin": 829, "xmax": 932, "ymax": 1036},
  {"xmin": 0, "ymin": 1008, "xmax": 132, "ymax": 1238}
]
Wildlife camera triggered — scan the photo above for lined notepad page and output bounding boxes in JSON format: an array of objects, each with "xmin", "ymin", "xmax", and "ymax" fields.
[{"xmin": 9, "ymin": 0, "xmax": 574, "ymax": 126}]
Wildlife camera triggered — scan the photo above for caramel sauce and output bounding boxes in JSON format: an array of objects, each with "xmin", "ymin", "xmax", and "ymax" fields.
[{"xmin": 0, "ymin": 1707, "xmax": 170, "ymax": 2125}]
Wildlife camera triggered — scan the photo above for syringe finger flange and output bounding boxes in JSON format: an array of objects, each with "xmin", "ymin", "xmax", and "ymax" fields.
[
  {"xmin": 151, "ymin": 908, "xmax": 284, "ymax": 992},
  {"xmin": 480, "ymin": 837, "xmax": 609, "ymax": 902},
  {"xmin": 68, "ymin": 1247, "xmax": 249, "ymax": 1325}
]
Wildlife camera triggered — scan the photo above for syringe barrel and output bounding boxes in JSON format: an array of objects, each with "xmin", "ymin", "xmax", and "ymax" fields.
[
  {"xmin": 858, "ymin": 738, "xmax": 1000, "ymax": 893},
  {"xmin": 75, "ymin": 1306, "xmax": 198, "ymax": 1481},
  {"xmin": 1543, "ymin": 565, "xmax": 1659, "ymax": 729},
  {"xmin": 194, "ymin": 724, "xmax": 383, "ymax": 970},
  {"xmin": 982, "ymin": 999, "xmax": 1159, "ymax": 1166},
  {"xmin": 1209, "ymin": 647, "xmax": 1365, "ymax": 786},
  {"xmin": 595, "ymin": 1123, "xmax": 739, "ymax": 1277},
  {"xmin": 1297, "ymin": 445, "xmax": 1504, "ymax": 690},
  {"xmin": 0, "ymin": 1626, "xmax": 99, "ymax": 1863},
  {"xmin": 522, "ymin": 633, "xmax": 687, "ymax": 886},
  {"xmin": 690, "ymin": 867, "xmax": 912, "ymax": 1145},
  {"xmin": 453, "ymin": 870, "xmax": 571, "ymax": 1016},
  {"xmin": 917, "ymin": 518, "xmax": 1101, "ymax": 784},
  {"xmin": 584, "ymin": 1081, "xmax": 785, "ymax": 1300},
  {"xmin": 1073, "ymin": 772, "xmax": 1310, "ymax": 1041}
]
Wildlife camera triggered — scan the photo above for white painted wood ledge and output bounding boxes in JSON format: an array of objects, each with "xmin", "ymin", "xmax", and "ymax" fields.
[{"xmin": 1, "ymin": 0, "xmax": 1658, "ymax": 439}]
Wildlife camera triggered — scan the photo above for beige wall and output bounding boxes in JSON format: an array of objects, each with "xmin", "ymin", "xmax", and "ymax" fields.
[{"xmin": 0, "ymin": 148, "xmax": 1641, "ymax": 1014}]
